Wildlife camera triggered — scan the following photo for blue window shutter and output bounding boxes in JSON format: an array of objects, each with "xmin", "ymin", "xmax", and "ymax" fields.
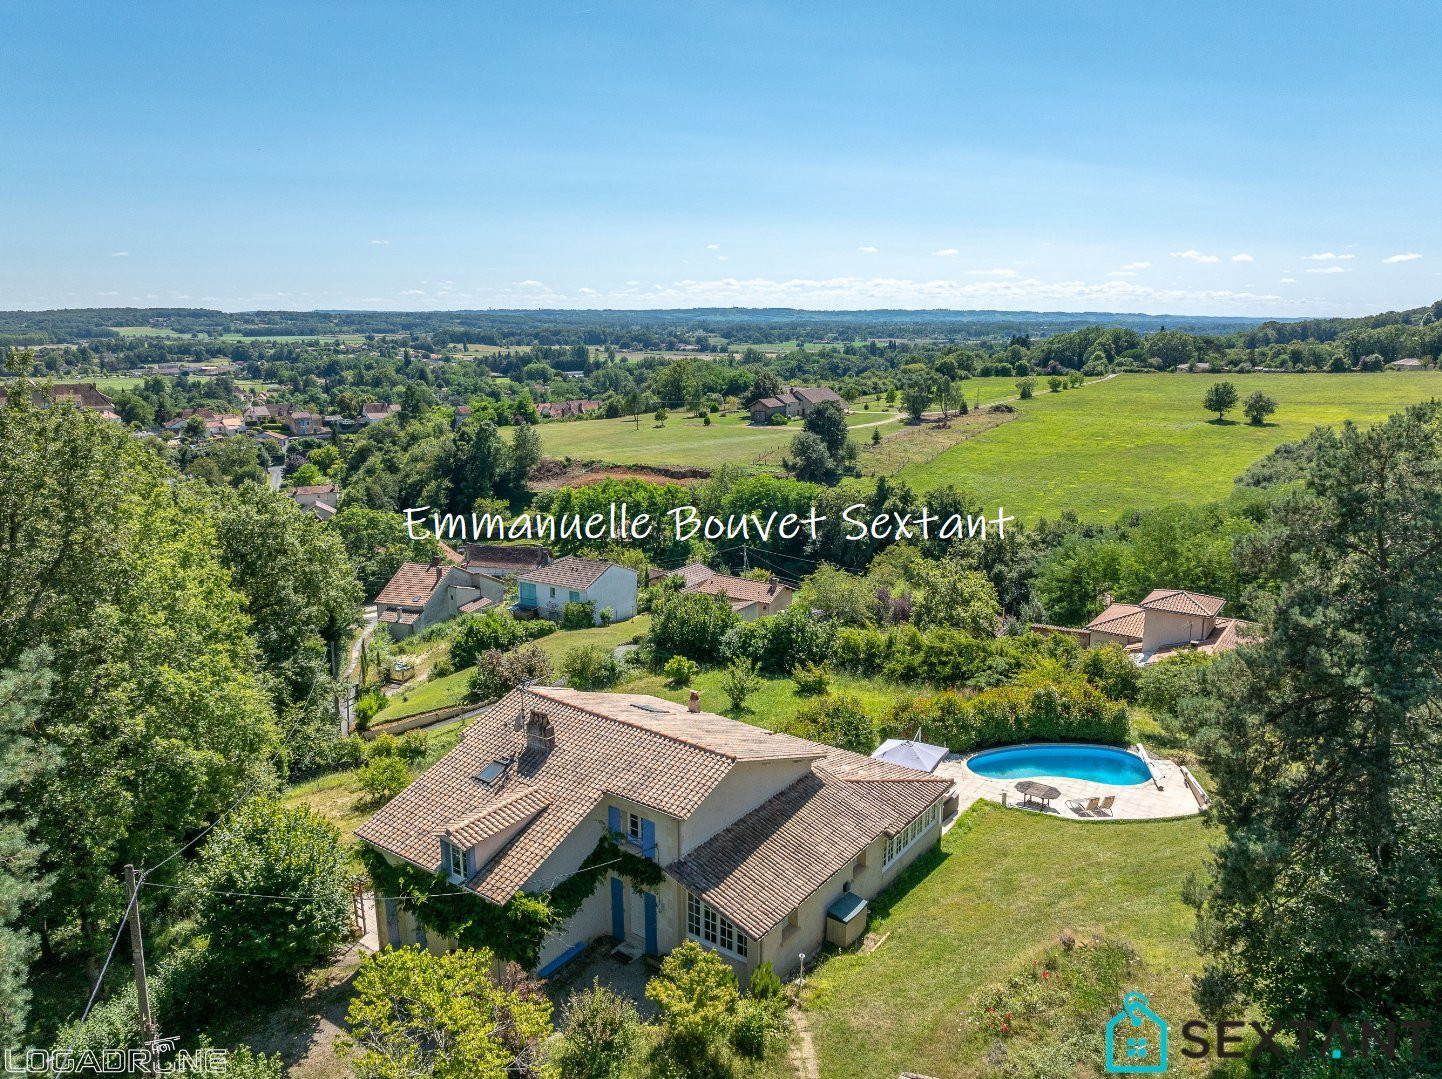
[
  {"xmin": 462, "ymin": 846, "xmax": 475, "ymax": 877},
  {"xmin": 644, "ymin": 891, "xmax": 659, "ymax": 955},
  {"xmin": 641, "ymin": 818, "xmax": 657, "ymax": 861},
  {"xmin": 607, "ymin": 806, "xmax": 622, "ymax": 836},
  {"xmin": 610, "ymin": 877, "xmax": 625, "ymax": 940},
  {"xmin": 439, "ymin": 838, "xmax": 453, "ymax": 875},
  {"xmin": 415, "ymin": 921, "xmax": 428, "ymax": 950}
]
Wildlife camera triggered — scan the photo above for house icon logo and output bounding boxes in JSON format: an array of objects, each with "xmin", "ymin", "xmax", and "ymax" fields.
[{"xmin": 1105, "ymin": 991, "xmax": 1168, "ymax": 1073}]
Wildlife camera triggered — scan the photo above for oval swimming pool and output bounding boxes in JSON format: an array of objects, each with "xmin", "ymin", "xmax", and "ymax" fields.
[{"xmin": 966, "ymin": 744, "xmax": 1152, "ymax": 786}]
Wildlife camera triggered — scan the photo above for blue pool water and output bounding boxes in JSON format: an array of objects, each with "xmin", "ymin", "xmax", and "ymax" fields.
[{"xmin": 966, "ymin": 744, "xmax": 1152, "ymax": 785}]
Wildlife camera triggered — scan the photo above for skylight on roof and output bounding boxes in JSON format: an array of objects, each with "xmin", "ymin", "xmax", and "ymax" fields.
[
  {"xmin": 477, "ymin": 761, "xmax": 507, "ymax": 784},
  {"xmin": 630, "ymin": 703, "xmax": 670, "ymax": 714}
]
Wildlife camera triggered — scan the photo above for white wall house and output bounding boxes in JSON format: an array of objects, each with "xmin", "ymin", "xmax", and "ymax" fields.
[
  {"xmin": 357, "ymin": 687, "xmax": 949, "ymax": 982},
  {"xmin": 515, "ymin": 556, "xmax": 637, "ymax": 624}
]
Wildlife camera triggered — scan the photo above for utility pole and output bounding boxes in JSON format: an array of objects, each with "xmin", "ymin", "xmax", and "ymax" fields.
[{"xmin": 124, "ymin": 864, "xmax": 159, "ymax": 1072}]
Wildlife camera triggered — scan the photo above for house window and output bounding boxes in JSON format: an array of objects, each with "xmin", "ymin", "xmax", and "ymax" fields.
[
  {"xmin": 447, "ymin": 841, "xmax": 465, "ymax": 880},
  {"xmin": 686, "ymin": 892, "xmax": 748, "ymax": 959},
  {"xmin": 549, "ymin": 586, "xmax": 556, "ymax": 598},
  {"xmin": 882, "ymin": 803, "xmax": 941, "ymax": 869},
  {"xmin": 569, "ymin": 590, "xmax": 581, "ymax": 602},
  {"xmin": 627, "ymin": 812, "xmax": 643, "ymax": 842}
]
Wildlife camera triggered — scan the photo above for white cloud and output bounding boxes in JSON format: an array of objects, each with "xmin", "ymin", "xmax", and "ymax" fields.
[
  {"xmin": 932, "ymin": 248, "xmax": 959, "ymax": 257},
  {"xmin": 578, "ymin": 287, "xmax": 597, "ymax": 295},
  {"xmin": 967, "ymin": 268, "xmax": 1019, "ymax": 277},
  {"xmin": 1306, "ymin": 266, "xmax": 1346, "ymax": 274},
  {"xmin": 706, "ymin": 243, "xmax": 720, "ymax": 250},
  {"xmin": 1301, "ymin": 252, "xmax": 1355, "ymax": 261},
  {"xmin": 1170, "ymin": 249, "xmax": 1220, "ymax": 263},
  {"xmin": 1231, "ymin": 253, "xmax": 1254, "ymax": 262},
  {"xmin": 1280, "ymin": 277, "xmax": 1296, "ymax": 283},
  {"xmin": 1122, "ymin": 261, "xmax": 1152, "ymax": 270},
  {"xmin": 110, "ymin": 251, "xmax": 128, "ymax": 257},
  {"xmin": 1106, "ymin": 271, "xmax": 1137, "ymax": 277},
  {"xmin": 717, "ymin": 255, "xmax": 729, "ymax": 261},
  {"xmin": 398, "ymin": 289, "xmax": 425, "ymax": 295},
  {"xmin": 857, "ymin": 245, "xmax": 879, "ymax": 254},
  {"xmin": 1382, "ymin": 252, "xmax": 1422, "ymax": 263},
  {"xmin": 370, "ymin": 239, "xmax": 389, "ymax": 245}
]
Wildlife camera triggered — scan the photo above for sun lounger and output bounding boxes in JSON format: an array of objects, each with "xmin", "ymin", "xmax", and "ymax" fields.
[
  {"xmin": 1097, "ymin": 795, "xmax": 1116, "ymax": 815},
  {"xmin": 1066, "ymin": 796, "xmax": 1101, "ymax": 814}
]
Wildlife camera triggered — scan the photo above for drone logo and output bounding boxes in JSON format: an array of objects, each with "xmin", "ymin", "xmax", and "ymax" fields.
[{"xmin": 1106, "ymin": 991, "xmax": 1168, "ymax": 1073}]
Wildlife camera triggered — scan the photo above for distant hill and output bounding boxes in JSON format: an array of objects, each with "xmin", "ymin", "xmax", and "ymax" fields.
[{"xmin": 0, "ymin": 305, "xmax": 1303, "ymax": 347}]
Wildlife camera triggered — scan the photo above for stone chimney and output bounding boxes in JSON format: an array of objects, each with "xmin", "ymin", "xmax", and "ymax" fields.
[
  {"xmin": 429, "ymin": 551, "xmax": 441, "ymax": 569},
  {"xmin": 768, "ymin": 575, "xmax": 780, "ymax": 595},
  {"xmin": 688, "ymin": 690, "xmax": 702, "ymax": 713}
]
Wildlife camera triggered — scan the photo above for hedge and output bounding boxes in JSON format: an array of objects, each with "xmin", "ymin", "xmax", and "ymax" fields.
[{"xmin": 881, "ymin": 681, "xmax": 1129, "ymax": 753}]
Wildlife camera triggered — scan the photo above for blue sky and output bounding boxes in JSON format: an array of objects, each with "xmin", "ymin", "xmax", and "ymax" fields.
[{"xmin": 2, "ymin": 1, "xmax": 1438, "ymax": 316}]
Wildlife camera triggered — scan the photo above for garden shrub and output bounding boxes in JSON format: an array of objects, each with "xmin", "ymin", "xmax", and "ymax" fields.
[
  {"xmin": 645, "ymin": 941, "xmax": 739, "ymax": 1071},
  {"xmin": 551, "ymin": 979, "xmax": 642, "ymax": 1079},
  {"xmin": 561, "ymin": 644, "xmax": 622, "ymax": 691},
  {"xmin": 723, "ymin": 605, "xmax": 835, "ymax": 673},
  {"xmin": 561, "ymin": 600, "xmax": 597, "ymax": 629},
  {"xmin": 790, "ymin": 694, "xmax": 878, "ymax": 755},
  {"xmin": 1078, "ymin": 644, "xmax": 1140, "ymax": 701},
  {"xmin": 451, "ymin": 610, "xmax": 527, "ymax": 669},
  {"xmin": 650, "ymin": 591, "xmax": 738, "ymax": 664},
  {"xmin": 720, "ymin": 659, "xmax": 761, "ymax": 711},
  {"xmin": 522, "ymin": 619, "xmax": 557, "ymax": 640},
  {"xmin": 791, "ymin": 662, "xmax": 831, "ymax": 696},
  {"xmin": 663, "ymin": 654, "xmax": 700, "ymax": 688},
  {"xmin": 467, "ymin": 644, "xmax": 553, "ymax": 702},
  {"xmin": 731, "ymin": 996, "xmax": 789, "ymax": 1060},
  {"xmin": 357, "ymin": 755, "xmax": 411, "ymax": 803},
  {"xmin": 749, "ymin": 960, "xmax": 783, "ymax": 999}
]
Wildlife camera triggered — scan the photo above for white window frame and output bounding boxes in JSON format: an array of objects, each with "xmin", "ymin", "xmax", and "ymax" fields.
[
  {"xmin": 882, "ymin": 802, "xmax": 941, "ymax": 869},
  {"xmin": 686, "ymin": 892, "xmax": 748, "ymax": 959},
  {"xmin": 627, "ymin": 812, "xmax": 643, "ymax": 843},
  {"xmin": 447, "ymin": 841, "xmax": 465, "ymax": 880}
]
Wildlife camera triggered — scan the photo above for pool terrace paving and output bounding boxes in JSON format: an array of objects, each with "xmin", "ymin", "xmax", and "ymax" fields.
[{"xmin": 937, "ymin": 751, "xmax": 1203, "ymax": 823}]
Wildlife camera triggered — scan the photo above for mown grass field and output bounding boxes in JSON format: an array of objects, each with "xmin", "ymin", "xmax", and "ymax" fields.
[
  {"xmin": 534, "ymin": 407, "xmax": 903, "ymax": 470},
  {"xmin": 801, "ymin": 802, "xmax": 1214, "ymax": 1078},
  {"xmin": 616, "ymin": 667, "xmax": 915, "ymax": 731},
  {"xmin": 899, "ymin": 371, "xmax": 1442, "ymax": 522}
]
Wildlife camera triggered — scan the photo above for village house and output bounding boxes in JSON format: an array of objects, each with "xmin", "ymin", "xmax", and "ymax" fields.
[
  {"xmin": 0, "ymin": 382, "xmax": 119, "ymax": 421},
  {"xmin": 355, "ymin": 686, "xmax": 950, "ymax": 980},
  {"xmin": 288, "ymin": 483, "xmax": 339, "ymax": 520},
  {"xmin": 515, "ymin": 556, "xmax": 637, "ymax": 624},
  {"xmin": 287, "ymin": 411, "xmax": 326, "ymax": 437},
  {"xmin": 373, "ymin": 555, "xmax": 508, "ymax": 637},
  {"xmin": 1036, "ymin": 588, "xmax": 1254, "ymax": 664},
  {"xmin": 682, "ymin": 572, "xmax": 794, "ymax": 621},
  {"xmin": 648, "ymin": 562, "xmax": 720, "ymax": 589},
  {"xmin": 749, "ymin": 386, "xmax": 844, "ymax": 424},
  {"xmin": 361, "ymin": 401, "xmax": 401, "ymax": 424},
  {"xmin": 537, "ymin": 399, "xmax": 601, "ymax": 420},
  {"xmin": 1391, "ymin": 357, "xmax": 1426, "ymax": 370}
]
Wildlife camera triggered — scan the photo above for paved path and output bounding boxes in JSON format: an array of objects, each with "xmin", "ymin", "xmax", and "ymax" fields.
[{"xmin": 935, "ymin": 749, "xmax": 1202, "ymax": 821}]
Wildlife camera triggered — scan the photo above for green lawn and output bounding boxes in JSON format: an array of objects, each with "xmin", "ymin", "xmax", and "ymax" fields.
[
  {"xmin": 534, "ymin": 408, "xmax": 902, "ymax": 470},
  {"xmin": 371, "ymin": 615, "xmax": 651, "ymax": 724},
  {"xmin": 800, "ymin": 801, "xmax": 1214, "ymax": 1078},
  {"xmin": 898, "ymin": 371, "xmax": 1442, "ymax": 522},
  {"xmin": 617, "ymin": 667, "xmax": 914, "ymax": 731}
]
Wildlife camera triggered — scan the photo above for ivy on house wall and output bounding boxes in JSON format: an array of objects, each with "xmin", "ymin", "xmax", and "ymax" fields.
[{"xmin": 360, "ymin": 833, "xmax": 666, "ymax": 968}]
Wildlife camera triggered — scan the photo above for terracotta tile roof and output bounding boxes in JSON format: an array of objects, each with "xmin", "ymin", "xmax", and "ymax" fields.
[
  {"xmin": 375, "ymin": 562, "xmax": 447, "ymax": 609},
  {"xmin": 686, "ymin": 574, "xmax": 791, "ymax": 606},
  {"xmin": 1139, "ymin": 589, "xmax": 1226, "ymax": 617},
  {"xmin": 657, "ymin": 563, "xmax": 718, "ymax": 589},
  {"xmin": 465, "ymin": 544, "xmax": 551, "ymax": 572},
  {"xmin": 788, "ymin": 386, "xmax": 843, "ymax": 406},
  {"xmin": 1084, "ymin": 602, "xmax": 1146, "ymax": 640},
  {"xmin": 520, "ymin": 555, "xmax": 616, "ymax": 591},
  {"xmin": 449, "ymin": 789, "xmax": 551, "ymax": 848},
  {"xmin": 290, "ymin": 484, "xmax": 339, "ymax": 496},
  {"xmin": 377, "ymin": 609, "xmax": 420, "ymax": 625},
  {"xmin": 457, "ymin": 596, "xmax": 496, "ymax": 614},
  {"xmin": 357, "ymin": 687, "xmax": 772, "ymax": 902},
  {"xmin": 753, "ymin": 394, "xmax": 794, "ymax": 410},
  {"xmin": 667, "ymin": 747, "xmax": 949, "ymax": 938}
]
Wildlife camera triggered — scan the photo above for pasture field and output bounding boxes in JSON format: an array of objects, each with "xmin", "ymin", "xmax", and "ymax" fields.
[
  {"xmin": 534, "ymin": 407, "xmax": 904, "ymax": 469},
  {"xmin": 109, "ymin": 326, "xmax": 368, "ymax": 343},
  {"xmin": 801, "ymin": 802, "xmax": 1214, "ymax": 1078},
  {"xmin": 899, "ymin": 371, "xmax": 1442, "ymax": 522}
]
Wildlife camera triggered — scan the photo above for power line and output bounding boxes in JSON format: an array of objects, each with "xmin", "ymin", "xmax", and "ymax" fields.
[{"xmin": 59, "ymin": 889, "xmax": 137, "ymax": 1059}]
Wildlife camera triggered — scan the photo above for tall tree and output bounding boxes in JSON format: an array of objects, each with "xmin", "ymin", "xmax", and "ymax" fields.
[
  {"xmin": 1191, "ymin": 401, "xmax": 1442, "ymax": 1028},
  {"xmin": 0, "ymin": 649, "xmax": 54, "ymax": 1043},
  {"xmin": 0, "ymin": 384, "xmax": 276, "ymax": 960}
]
